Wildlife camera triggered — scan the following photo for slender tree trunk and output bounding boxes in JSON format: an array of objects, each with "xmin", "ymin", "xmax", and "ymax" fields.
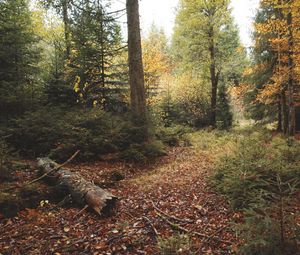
[
  {"xmin": 126, "ymin": 0, "xmax": 147, "ymax": 127},
  {"xmin": 209, "ymin": 28, "xmax": 218, "ymax": 128},
  {"xmin": 282, "ymin": 88, "xmax": 288, "ymax": 134},
  {"xmin": 97, "ymin": 3, "xmax": 106, "ymax": 109},
  {"xmin": 62, "ymin": 0, "xmax": 71, "ymax": 58},
  {"xmin": 287, "ymin": 11, "xmax": 295, "ymax": 137},
  {"xmin": 277, "ymin": 97, "xmax": 282, "ymax": 131}
]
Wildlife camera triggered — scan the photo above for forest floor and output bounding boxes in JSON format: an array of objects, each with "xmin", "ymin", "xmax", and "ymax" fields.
[{"xmin": 0, "ymin": 131, "xmax": 243, "ymax": 255}]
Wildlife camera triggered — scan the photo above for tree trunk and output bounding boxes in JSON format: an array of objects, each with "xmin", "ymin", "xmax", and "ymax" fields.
[
  {"xmin": 287, "ymin": 11, "xmax": 295, "ymax": 137},
  {"xmin": 209, "ymin": 28, "xmax": 218, "ymax": 128},
  {"xmin": 126, "ymin": 0, "xmax": 147, "ymax": 127},
  {"xmin": 37, "ymin": 158, "xmax": 117, "ymax": 215},
  {"xmin": 282, "ymin": 88, "xmax": 288, "ymax": 134},
  {"xmin": 62, "ymin": 0, "xmax": 71, "ymax": 58},
  {"xmin": 277, "ymin": 98, "xmax": 282, "ymax": 132}
]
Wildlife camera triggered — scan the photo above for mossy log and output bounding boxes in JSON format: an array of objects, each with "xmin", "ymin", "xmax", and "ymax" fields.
[{"xmin": 37, "ymin": 158, "xmax": 117, "ymax": 215}]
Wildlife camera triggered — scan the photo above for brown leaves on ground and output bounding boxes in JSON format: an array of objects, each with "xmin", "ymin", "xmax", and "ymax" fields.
[{"xmin": 0, "ymin": 147, "xmax": 237, "ymax": 254}]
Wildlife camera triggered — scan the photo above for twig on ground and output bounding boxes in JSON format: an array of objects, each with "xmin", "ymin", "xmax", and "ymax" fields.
[
  {"xmin": 51, "ymin": 194, "xmax": 72, "ymax": 211},
  {"xmin": 151, "ymin": 200, "xmax": 193, "ymax": 223},
  {"xmin": 203, "ymin": 225, "xmax": 228, "ymax": 243},
  {"xmin": 143, "ymin": 216, "xmax": 159, "ymax": 236},
  {"xmin": 155, "ymin": 210, "xmax": 232, "ymax": 245},
  {"xmin": 73, "ymin": 204, "xmax": 89, "ymax": 219}
]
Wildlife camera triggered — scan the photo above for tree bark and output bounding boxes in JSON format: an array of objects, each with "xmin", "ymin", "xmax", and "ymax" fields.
[
  {"xmin": 209, "ymin": 27, "xmax": 218, "ymax": 128},
  {"xmin": 277, "ymin": 98, "xmax": 282, "ymax": 131},
  {"xmin": 287, "ymin": 11, "xmax": 295, "ymax": 137},
  {"xmin": 62, "ymin": 0, "xmax": 71, "ymax": 58},
  {"xmin": 282, "ymin": 88, "xmax": 288, "ymax": 134},
  {"xmin": 126, "ymin": 0, "xmax": 147, "ymax": 127},
  {"xmin": 37, "ymin": 158, "xmax": 117, "ymax": 215}
]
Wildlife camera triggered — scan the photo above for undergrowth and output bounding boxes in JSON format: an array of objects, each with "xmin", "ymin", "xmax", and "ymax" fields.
[
  {"xmin": 157, "ymin": 234, "xmax": 192, "ymax": 255},
  {"xmin": 212, "ymin": 130, "xmax": 300, "ymax": 254},
  {"xmin": 3, "ymin": 107, "xmax": 191, "ymax": 163}
]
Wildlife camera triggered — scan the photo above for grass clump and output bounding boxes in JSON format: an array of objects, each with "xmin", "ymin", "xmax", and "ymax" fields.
[{"xmin": 157, "ymin": 234, "xmax": 192, "ymax": 255}]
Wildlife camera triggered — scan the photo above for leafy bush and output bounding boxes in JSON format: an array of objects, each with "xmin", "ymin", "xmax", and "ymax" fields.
[
  {"xmin": 154, "ymin": 71, "xmax": 211, "ymax": 128},
  {"xmin": 213, "ymin": 136, "xmax": 300, "ymax": 254},
  {"xmin": 120, "ymin": 144, "xmax": 147, "ymax": 163}
]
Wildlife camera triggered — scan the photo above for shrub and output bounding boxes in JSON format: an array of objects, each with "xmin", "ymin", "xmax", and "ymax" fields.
[
  {"xmin": 154, "ymin": 71, "xmax": 211, "ymax": 128},
  {"xmin": 120, "ymin": 140, "xmax": 166, "ymax": 163},
  {"xmin": 120, "ymin": 144, "xmax": 147, "ymax": 163},
  {"xmin": 156, "ymin": 125, "xmax": 192, "ymax": 147},
  {"xmin": 5, "ymin": 107, "xmax": 169, "ymax": 162},
  {"xmin": 213, "ymin": 136, "xmax": 300, "ymax": 254},
  {"xmin": 0, "ymin": 137, "xmax": 16, "ymax": 182},
  {"xmin": 6, "ymin": 107, "xmax": 131, "ymax": 161}
]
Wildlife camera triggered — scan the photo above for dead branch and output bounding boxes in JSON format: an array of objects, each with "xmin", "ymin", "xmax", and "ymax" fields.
[
  {"xmin": 151, "ymin": 200, "xmax": 194, "ymax": 223},
  {"xmin": 143, "ymin": 216, "xmax": 159, "ymax": 236},
  {"xmin": 155, "ymin": 210, "xmax": 232, "ymax": 245}
]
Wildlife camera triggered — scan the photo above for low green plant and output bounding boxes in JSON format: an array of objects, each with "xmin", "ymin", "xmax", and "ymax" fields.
[
  {"xmin": 0, "ymin": 137, "xmax": 15, "ymax": 182},
  {"xmin": 120, "ymin": 140, "xmax": 166, "ymax": 163},
  {"xmin": 5, "ymin": 108, "xmax": 154, "ymax": 162},
  {"xmin": 156, "ymin": 125, "xmax": 192, "ymax": 147},
  {"xmin": 213, "ymin": 136, "xmax": 300, "ymax": 254},
  {"xmin": 6, "ymin": 107, "xmax": 171, "ymax": 162},
  {"xmin": 157, "ymin": 234, "xmax": 192, "ymax": 255}
]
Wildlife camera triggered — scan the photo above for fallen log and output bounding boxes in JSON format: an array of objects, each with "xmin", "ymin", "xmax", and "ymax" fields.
[{"xmin": 37, "ymin": 158, "xmax": 117, "ymax": 215}]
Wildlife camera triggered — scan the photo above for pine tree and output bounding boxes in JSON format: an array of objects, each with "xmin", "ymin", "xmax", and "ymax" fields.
[
  {"xmin": 0, "ymin": 0, "xmax": 40, "ymax": 120},
  {"xmin": 216, "ymin": 81, "xmax": 232, "ymax": 129},
  {"xmin": 69, "ymin": 0, "xmax": 125, "ymax": 109},
  {"xmin": 40, "ymin": 0, "xmax": 127, "ymax": 109}
]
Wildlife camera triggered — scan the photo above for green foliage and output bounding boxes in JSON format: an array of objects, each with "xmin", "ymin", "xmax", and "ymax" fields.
[
  {"xmin": 0, "ymin": 0, "xmax": 41, "ymax": 119},
  {"xmin": 242, "ymin": 4, "xmax": 278, "ymax": 123},
  {"xmin": 156, "ymin": 125, "xmax": 192, "ymax": 147},
  {"xmin": 7, "ymin": 108, "xmax": 122, "ymax": 161},
  {"xmin": 171, "ymin": 0, "xmax": 246, "ymax": 128},
  {"xmin": 155, "ymin": 72, "xmax": 211, "ymax": 128},
  {"xmin": 157, "ymin": 234, "xmax": 192, "ymax": 255},
  {"xmin": 120, "ymin": 144, "xmax": 147, "ymax": 163},
  {"xmin": 120, "ymin": 140, "xmax": 166, "ymax": 163},
  {"xmin": 0, "ymin": 138, "xmax": 15, "ymax": 182},
  {"xmin": 65, "ymin": 1, "xmax": 127, "ymax": 109},
  {"xmin": 213, "ymin": 135, "xmax": 300, "ymax": 254},
  {"xmin": 237, "ymin": 205, "xmax": 299, "ymax": 255},
  {"xmin": 216, "ymin": 83, "xmax": 233, "ymax": 129},
  {"xmin": 5, "ymin": 108, "xmax": 169, "ymax": 162}
]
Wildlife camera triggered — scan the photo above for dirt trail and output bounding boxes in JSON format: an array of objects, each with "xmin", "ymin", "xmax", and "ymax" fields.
[{"xmin": 0, "ymin": 143, "xmax": 236, "ymax": 254}]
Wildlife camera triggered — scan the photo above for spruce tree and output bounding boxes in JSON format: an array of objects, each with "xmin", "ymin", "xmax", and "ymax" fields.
[
  {"xmin": 0, "ymin": 0, "xmax": 40, "ymax": 120},
  {"xmin": 216, "ymin": 82, "xmax": 232, "ymax": 129}
]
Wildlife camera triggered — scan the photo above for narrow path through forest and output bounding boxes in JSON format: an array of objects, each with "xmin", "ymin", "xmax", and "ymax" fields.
[{"xmin": 0, "ymin": 132, "xmax": 237, "ymax": 255}]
